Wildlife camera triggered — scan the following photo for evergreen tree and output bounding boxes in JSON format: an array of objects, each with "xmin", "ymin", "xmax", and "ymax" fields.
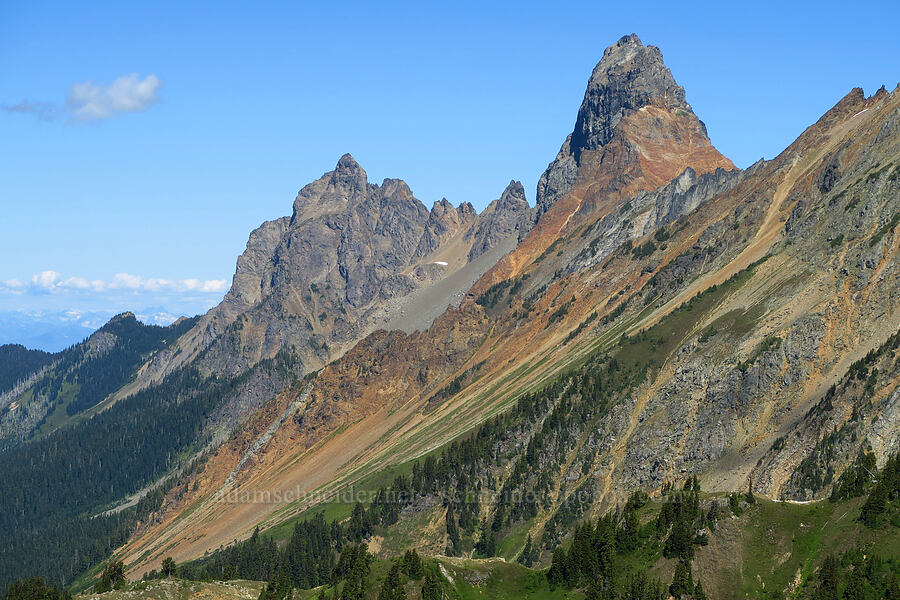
[
  {"xmin": 860, "ymin": 481, "xmax": 888, "ymax": 528},
  {"xmin": 420, "ymin": 570, "xmax": 441, "ymax": 600},
  {"xmin": 546, "ymin": 546, "xmax": 569, "ymax": 588},
  {"xmin": 473, "ymin": 518, "xmax": 495, "ymax": 557},
  {"xmin": 584, "ymin": 576, "xmax": 616, "ymax": 600},
  {"xmin": 377, "ymin": 563, "xmax": 405, "ymax": 600},
  {"xmin": 841, "ymin": 556, "xmax": 872, "ymax": 600},
  {"xmin": 517, "ymin": 534, "xmax": 537, "ymax": 567},
  {"xmin": 616, "ymin": 505, "xmax": 640, "ymax": 553},
  {"xmin": 347, "ymin": 503, "xmax": 369, "ymax": 542},
  {"xmin": 400, "ymin": 550, "xmax": 424, "ymax": 580},
  {"xmin": 625, "ymin": 571, "xmax": 665, "ymax": 600},
  {"xmin": 259, "ymin": 571, "xmax": 292, "ymax": 600},
  {"xmin": 668, "ymin": 560, "xmax": 693, "ymax": 599},
  {"xmin": 745, "ymin": 477, "xmax": 756, "ymax": 504},
  {"xmin": 887, "ymin": 574, "xmax": 900, "ymax": 600},
  {"xmin": 817, "ymin": 555, "xmax": 841, "ymax": 600},
  {"xmin": 444, "ymin": 504, "xmax": 460, "ymax": 557},
  {"xmin": 705, "ymin": 502, "xmax": 719, "ymax": 531},
  {"xmin": 663, "ymin": 520, "xmax": 694, "ymax": 560},
  {"xmin": 333, "ymin": 545, "xmax": 370, "ymax": 600},
  {"xmin": 693, "ymin": 580, "xmax": 707, "ymax": 600},
  {"xmin": 96, "ymin": 561, "xmax": 126, "ymax": 593},
  {"xmin": 161, "ymin": 557, "xmax": 177, "ymax": 577},
  {"xmin": 3, "ymin": 578, "xmax": 72, "ymax": 600},
  {"xmin": 728, "ymin": 493, "xmax": 743, "ymax": 516}
]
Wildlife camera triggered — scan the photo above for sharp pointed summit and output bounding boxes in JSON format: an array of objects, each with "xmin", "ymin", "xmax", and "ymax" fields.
[
  {"xmin": 535, "ymin": 34, "xmax": 730, "ymax": 221},
  {"xmin": 572, "ymin": 34, "xmax": 689, "ymax": 156}
]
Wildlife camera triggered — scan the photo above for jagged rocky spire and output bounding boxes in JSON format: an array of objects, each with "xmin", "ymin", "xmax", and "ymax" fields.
[
  {"xmin": 535, "ymin": 34, "xmax": 695, "ymax": 220},
  {"xmin": 467, "ymin": 180, "xmax": 532, "ymax": 260},
  {"xmin": 572, "ymin": 34, "xmax": 688, "ymax": 157}
]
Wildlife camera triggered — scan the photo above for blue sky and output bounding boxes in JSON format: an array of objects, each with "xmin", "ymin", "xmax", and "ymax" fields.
[{"xmin": 1, "ymin": 0, "xmax": 899, "ymax": 325}]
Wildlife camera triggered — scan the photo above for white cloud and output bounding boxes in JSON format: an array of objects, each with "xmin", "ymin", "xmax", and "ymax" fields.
[
  {"xmin": 181, "ymin": 278, "xmax": 229, "ymax": 293},
  {"xmin": 67, "ymin": 73, "xmax": 162, "ymax": 121},
  {"xmin": 59, "ymin": 276, "xmax": 105, "ymax": 291},
  {"xmin": 4, "ymin": 73, "xmax": 162, "ymax": 124},
  {"xmin": 142, "ymin": 278, "xmax": 172, "ymax": 291},
  {"xmin": 1, "ymin": 271, "xmax": 227, "ymax": 295},
  {"xmin": 31, "ymin": 270, "xmax": 60, "ymax": 290},
  {"xmin": 109, "ymin": 272, "xmax": 144, "ymax": 289}
]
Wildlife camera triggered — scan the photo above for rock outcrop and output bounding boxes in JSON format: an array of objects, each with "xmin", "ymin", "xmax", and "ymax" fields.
[
  {"xmin": 467, "ymin": 181, "xmax": 532, "ymax": 260},
  {"xmin": 414, "ymin": 199, "xmax": 477, "ymax": 259}
]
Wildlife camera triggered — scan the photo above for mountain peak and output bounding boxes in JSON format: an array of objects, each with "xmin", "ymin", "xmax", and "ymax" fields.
[
  {"xmin": 601, "ymin": 33, "xmax": 645, "ymax": 61},
  {"xmin": 332, "ymin": 153, "xmax": 367, "ymax": 187},
  {"xmin": 335, "ymin": 153, "xmax": 363, "ymax": 174},
  {"xmin": 292, "ymin": 154, "xmax": 368, "ymax": 220},
  {"xmin": 534, "ymin": 34, "xmax": 725, "ymax": 220},
  {"xmin": 500, "ymin": 180, "xmax": 527, "ymax": 205},
  {"xmin": 467, "ymin": 180, "xmax": 532, "ymax": 261},
  {"xmin": 572, "ymin": 34, "xmax": 688, "ymax": 158}
]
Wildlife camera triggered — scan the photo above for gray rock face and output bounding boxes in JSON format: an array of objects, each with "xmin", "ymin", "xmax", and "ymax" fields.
[
  {"xmin": 535, "ymin": 136, "xmax": 578, "ymax": 223},
  {"xmin": 536, "ymin": 33, "xmax": 693, "ymax": 220},
  {"xmin": 558, "ymin": 165, "xmax": 744, "ymax": 276},
  {"xmin": 467, "ymin": 181, "xmax": 533, "ymax": 260},
  {"xmin": 572, "ymin": 34, "xmax": 689, "ymax": 157},
  {"xmin": 414, "ymin": 199, "xmax": 477, "ymax": 259},
  {"xmin": 217, "ymin": 217, "xmax": 291, "ymax": 323},
  {"xmin": 136, "ymin": 154, "xmax": 533, "ymax": 386}
]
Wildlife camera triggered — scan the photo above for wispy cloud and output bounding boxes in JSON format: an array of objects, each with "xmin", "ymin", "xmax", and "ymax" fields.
[
  {"xmin": 3, "ymin": 73, "xmax": 162, "ymax": 123},
  {"xmin": 1, "ymin": 100, "xmax": 60, "ymax": 122},
  {"xmin": 4, "ymin": 271, "xmax": 228, "ymax": 295}
]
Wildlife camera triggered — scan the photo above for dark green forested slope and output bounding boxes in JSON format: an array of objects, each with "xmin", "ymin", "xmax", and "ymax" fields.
[
  {"xmin": 35, "ymin": 313, "xmax": 198, "ymax": 422},
  {"xmin": 0, "ymin": 331, "xmax": 298, "ymax": 590},
  {"xmin": 0, "ymin": 344, "xmax": 53, "ymax": 393},
  {"xmin": 0, "ymin": 314, "xmax": 201, "ymax": 449}
]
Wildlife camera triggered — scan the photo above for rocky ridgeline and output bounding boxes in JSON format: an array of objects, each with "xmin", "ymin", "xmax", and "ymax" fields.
[{"xmin": 131, "ymin": 154, "xmax": 533, "ymax": 392}]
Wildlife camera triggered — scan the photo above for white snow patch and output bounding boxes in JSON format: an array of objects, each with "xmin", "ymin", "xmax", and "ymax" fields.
[
  {"xmin": 852, "ymin": 108, "xmax": 869, "ymax": 118},
  {"xmin": 771, "ymin": 498, "xmax": 819, "ymax": 505},
  {"xmin": 433, "ymin": 261, "xmax": 448, "ymax": 266}
]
